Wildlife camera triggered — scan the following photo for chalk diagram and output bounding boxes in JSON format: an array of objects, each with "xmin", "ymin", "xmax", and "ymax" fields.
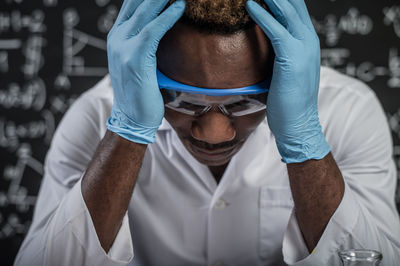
[
  {"xmin": 0, "ymin": 109, "xmax": 55, "ymax": 238},
  {"xmin": 0, "ymin": 9, "xmax": 46, "ymax": 76},
  {"xmin": 52, "ymin": 4, "xmax": 116, "ymax": 114},
  {"xmin": 54, "ymin": 8, "xmax": 112, "ymax": 91},
  {"xmin": 0, "ymin": 143, "xmax": 43, "ymax": 239},
  {"xmin": 0, "ymin": 5, "xmax": 53, "ymax": 240}
]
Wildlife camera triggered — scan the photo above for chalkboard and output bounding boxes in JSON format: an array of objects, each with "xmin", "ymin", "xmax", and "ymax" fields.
[{"xmin": 0, "ymin": 0, "xmax": 399, "ymax": 264}]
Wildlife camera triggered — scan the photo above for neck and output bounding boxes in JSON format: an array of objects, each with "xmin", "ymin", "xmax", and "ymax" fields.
[{"xmin": 208, "ymin": 163, "xmax": 229, "ymax": 184}]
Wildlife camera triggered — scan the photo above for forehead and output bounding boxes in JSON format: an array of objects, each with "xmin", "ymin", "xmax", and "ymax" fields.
[{"xmin": 157, "ymin": 22, "xmax": 272, "ymax": 89}]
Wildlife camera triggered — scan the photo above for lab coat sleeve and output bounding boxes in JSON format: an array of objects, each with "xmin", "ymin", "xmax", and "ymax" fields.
[
  {"xmin": 14, "ymin": 82, "xmax": 134, "ymax": 266},
  {"xmin": 282, "ymin": 81, "xmax": 400, "ymax": 265}
]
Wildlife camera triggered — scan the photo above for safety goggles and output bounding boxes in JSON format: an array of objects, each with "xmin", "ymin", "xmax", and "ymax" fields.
[{"xmin": 157, "ymin": 70, "xmax": 270, "ymax": 117}]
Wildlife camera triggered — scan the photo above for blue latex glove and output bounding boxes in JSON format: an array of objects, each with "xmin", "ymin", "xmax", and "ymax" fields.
[
  {"xmin": 106, "ymin": 0, "xmax": 186, "ymax": 144},
  {"xmin": 246, "ymin": 0, "xmax": 331, "ymax": 163}
]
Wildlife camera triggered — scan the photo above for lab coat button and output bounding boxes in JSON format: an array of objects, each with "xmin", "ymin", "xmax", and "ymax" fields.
[{"xmin": 213, "ymin": 198, "xmax": 227, "ymax": 210}]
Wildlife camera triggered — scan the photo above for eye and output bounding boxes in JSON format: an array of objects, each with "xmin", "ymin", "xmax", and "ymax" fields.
[
  {"xmin": 176, "ymin": 102, "xmax": 210, "ymax": 116},
  {"xmin": 179, "ymin": 101, "xmax": 206, "ymax": 111},
  {"xmin": 160, "ymin": 89, "xmax": 177, "ymax": 104},
  {"xmin": 224, "ymin": 100, "xmax": 249, "ymax": 113},
  {"xmin": 224, "ymin": 98, "xmax": 267, "ymax": 117},
  {"xmin": 249, "ymin": 93, "xmax": 268, "ymax": 104}
]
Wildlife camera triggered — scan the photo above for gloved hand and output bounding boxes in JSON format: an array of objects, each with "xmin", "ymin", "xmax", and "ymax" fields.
[
  {"xmin": 107, "ymin": 0, "xmax": 186, "ymax": 144},
  {"xmin": 246, "ymin": 0, "xmax": 331, "ymax": 163}
]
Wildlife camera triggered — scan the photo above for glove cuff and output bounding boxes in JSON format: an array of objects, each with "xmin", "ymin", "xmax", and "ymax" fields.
[
  {"xmin": 107, "ymin": 109, "xmax": 160, "ymax": 144},
  {"xmin": 276, "ymin": 129, "xmax": 331, "ymax": 164}
]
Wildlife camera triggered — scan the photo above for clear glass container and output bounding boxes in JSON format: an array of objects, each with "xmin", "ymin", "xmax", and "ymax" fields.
[{"xmin": 339, "ymin": 249, "xmax": 382, "ymax": 266}]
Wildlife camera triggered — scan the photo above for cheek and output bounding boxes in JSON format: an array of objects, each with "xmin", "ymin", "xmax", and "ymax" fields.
[{"xmin": 233, "ymin": 111, "xmax": 266, "ymax": 139}]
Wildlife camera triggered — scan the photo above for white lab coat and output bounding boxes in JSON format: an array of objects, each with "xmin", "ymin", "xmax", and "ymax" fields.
[{"xmin": 15, "ymin": 67, "xmax": 400, "ymax": 266}]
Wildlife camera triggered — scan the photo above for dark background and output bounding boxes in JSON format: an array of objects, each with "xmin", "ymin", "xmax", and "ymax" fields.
[{"xmin": 0, "ymin": 0, "xmax": 399, "ymax": 265}]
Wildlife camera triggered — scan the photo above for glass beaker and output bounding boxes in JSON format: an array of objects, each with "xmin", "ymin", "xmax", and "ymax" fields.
[{"xmin": 338, "ymin": 249, "xmax": 382, "ymax": 266}]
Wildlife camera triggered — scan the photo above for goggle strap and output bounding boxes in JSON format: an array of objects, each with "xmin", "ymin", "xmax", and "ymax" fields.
[{"xmin": 157, "ymin": 69, "xmax": 270, "ymax": 96}]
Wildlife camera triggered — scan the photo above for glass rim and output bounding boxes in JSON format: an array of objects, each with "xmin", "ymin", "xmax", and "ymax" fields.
[{"xmin": 338, "ymin": 249, "xmax": 383, "ymax": 261}]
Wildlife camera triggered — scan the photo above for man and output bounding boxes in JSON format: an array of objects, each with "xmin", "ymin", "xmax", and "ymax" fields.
[{"xmin": 15, "ymin": 0, "xmax": 400, "ymax": 265}]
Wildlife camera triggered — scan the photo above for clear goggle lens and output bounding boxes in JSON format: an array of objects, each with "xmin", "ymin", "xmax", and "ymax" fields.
[
  {"xmin": 157, "ymin": 70, "xmax": 269, "ymax": 117},
  {"xmin": 161, "ymin": 90, "xmax": 267, "ymax": 117}
]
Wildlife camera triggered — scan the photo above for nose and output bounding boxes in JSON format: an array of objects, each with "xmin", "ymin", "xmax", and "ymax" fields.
[{"xmin": 191, "ymin": 109, "xmax": 236, "ymax": 144}]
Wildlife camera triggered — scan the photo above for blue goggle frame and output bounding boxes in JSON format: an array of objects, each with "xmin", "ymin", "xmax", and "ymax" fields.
[{"xmin": 157, "ymin": 70, "xmax": 270, "ymax": 96}]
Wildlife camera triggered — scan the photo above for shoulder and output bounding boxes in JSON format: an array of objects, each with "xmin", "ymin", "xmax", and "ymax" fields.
[
  {"xmin": 47, "ymin": 75, "xmax": 114, "ymax": 173},
  {"xmin": 63, "ymin": 74, "xmax": 113, "ymax": 134},
  {"xmin": 318, "ymin": 66, "xmax": 380, "ymax": 132},
  {"xmin": 319, "ymin": 66, "xmax": 375, "ymax": 102},
  {"xmin": 318, "ymin": 67, "xmax": 392, "ymax": 163},
  {"xmin": 78, "ymin": 74, "xmax": 113, "ymax": 111},
  {"xmin": 318, "ymin": 66, "xmax": 380, "ymax": 124}
]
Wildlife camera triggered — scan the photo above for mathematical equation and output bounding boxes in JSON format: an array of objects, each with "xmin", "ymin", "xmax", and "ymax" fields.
[
  {"xmin": 321, "ymin": 47, "xmax": 400, "ymax": 88},
  {"xmin": 313, "ymin": 5, "xmax": 400, "ymax": 45},
  {"xmin": 0, "ymin": 0, "xmax": 118, "ymax": 244},
  {"xmin": 0, "ymin": 143, "xmax": 43, "ymax": 239},
  {"xmin": 312, "ymin": 5, "xmax": 400, "ymax": 89},
  {"xmin": 0, "ymin": 1, "xmax": 399, "ymax": 264}
]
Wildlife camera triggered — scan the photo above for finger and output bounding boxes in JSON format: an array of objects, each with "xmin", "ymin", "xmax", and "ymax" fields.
[
  {"xmin": 263, "ymin": 0, "xmax": 305, "ymax": 38},
  {"xmin": 246, "ymin": 0, "xmax": 288, "ymax": 55},
  {"xmin": 141, "ymin": 0, "xmax": 186, "ymax": 53},
  {"xmin": 122, "ymin": 0, "xmax": 172, "ymax": 36},
  {"xmin": 114, "ymin": 0, "xmax": 144, "ymax": 26},
  {"xmin": 288, "ymin": 0, "xmax": 314, "ymax": 29}
]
